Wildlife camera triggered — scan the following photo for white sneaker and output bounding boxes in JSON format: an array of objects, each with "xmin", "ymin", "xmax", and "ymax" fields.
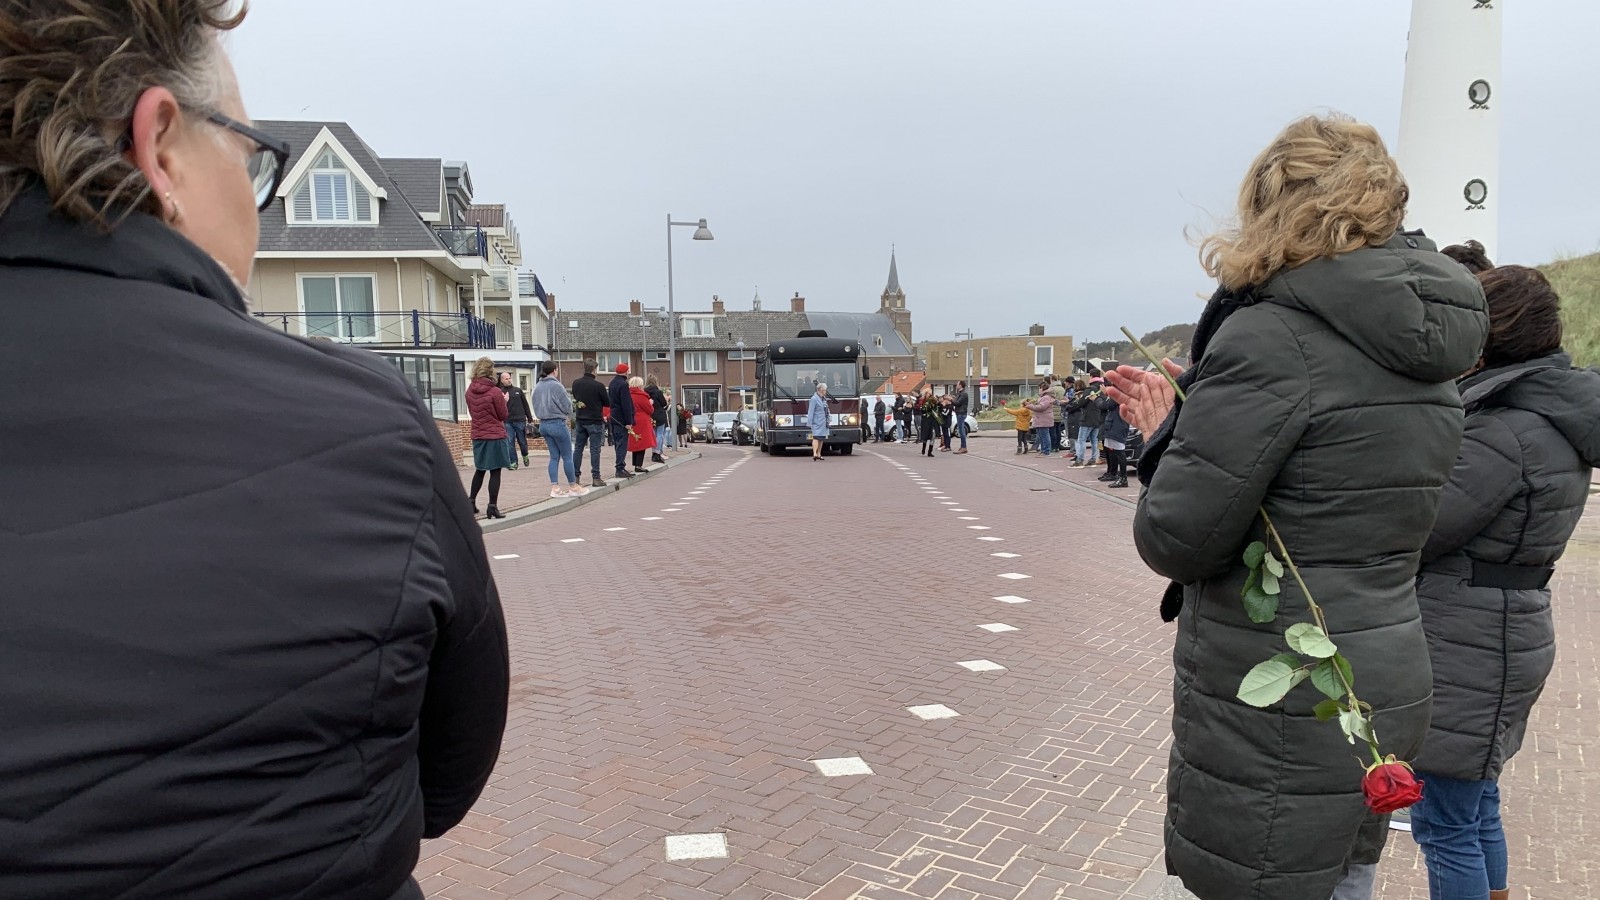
[
  {"xmin": 565, "ymin": 484, "xmax": 590, "ymax": 497},
  {"xmin": 1388, "ymin": 808, "xmax": 1412, "ymax": 832}
]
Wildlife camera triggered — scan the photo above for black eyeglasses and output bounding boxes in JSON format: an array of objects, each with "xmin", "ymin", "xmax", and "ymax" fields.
[{"xmin": 204, "ymin": 112, "xmax": 291, "ymax": 212}]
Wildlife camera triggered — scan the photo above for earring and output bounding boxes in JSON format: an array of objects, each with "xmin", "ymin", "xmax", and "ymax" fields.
[{"xmin": 164, "ymin": 191, "xmax": 181, "ymax": 224}]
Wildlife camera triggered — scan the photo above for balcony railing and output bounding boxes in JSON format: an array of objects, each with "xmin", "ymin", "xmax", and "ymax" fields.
[
  {"xmin": 434, "ymin": 225, "xmax": 487, "ymax": 257},
  {"xmin": 253, "ymin": 310, "xmax": 497, "ymax": 349}
]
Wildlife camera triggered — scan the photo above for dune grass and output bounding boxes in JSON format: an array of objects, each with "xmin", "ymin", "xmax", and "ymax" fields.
[{"xmin": 1541, "ymin": 253, "xmax": 1600, "ymax": 367}]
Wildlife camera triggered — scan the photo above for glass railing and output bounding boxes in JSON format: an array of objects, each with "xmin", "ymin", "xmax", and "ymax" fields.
[{"xmin": 252, "ymin": 310, "xmax": 497, "ymax": 349}]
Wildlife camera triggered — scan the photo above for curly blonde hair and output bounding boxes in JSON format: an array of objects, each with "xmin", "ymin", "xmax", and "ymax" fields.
[
  {"xmin": 470, "ymin": 356, "xmax": 495, "ymax": 380},
  {"xmin": 0, "ymin": 0, "xmax": 248, "ymax": 229},
  {"xmin": 1200, "ymin": 114, "xmax": 1408, "ymax": 290}
]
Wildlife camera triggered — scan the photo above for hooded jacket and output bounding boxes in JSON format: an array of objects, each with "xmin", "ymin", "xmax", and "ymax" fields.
[
  {"xmin": 1413, "ymin": 354, "xmax": 1600, "ymax": 780},
  {"xmin": 1133, "ymin": 232, "xmax": 1487, "ymax": 900},
  {"xmin": 466, "ymin": 377, "xmax": 508, "ymax": 440},
  {"xmin": 0, "ymin": 186, "xmax": 508, "ymax": 900}
]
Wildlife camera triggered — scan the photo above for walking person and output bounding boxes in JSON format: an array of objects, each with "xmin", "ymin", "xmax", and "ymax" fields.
[
  {"xmin": 1403, "ymin": 265, "xmax": 1600, "ymax": 900},
  {"xmin": 1023, "ymin": 382, "xmax": 1055, "ymax": 455},
  {"xmin": 498, "ymin": 371, "xmax": 532, "ymax": 470},
  {"xmin": 952, "ymin": 380, "xmax": 971, "ymax": 453},
  {"xmin": 808, "ymin": 382, "xmax": 832, "ymax": 460},
  {"xmin": 1105, "ymin": 114, "xmax": 1487, "ymax": 900},
  {"xmin": 606, "ymin": 363, "xmax": 636, "ymax": 479},
  {"xmin": 627, "ymin": 377, "xmax": 656, "ymax": 472},
  {"xmin": 570, "ymin": 359, "xmax": 608, "ymax": 488},
  {"xmin": 0, "ymin": 10, "xmax": 509, "ymax": 897},
  {"xmin": 532, "ymin": 361, "xmax": 587, "ymax": 499},
  {"xmin": 466, "ymin": 357, "xmax": 512, "ymax": 519},
  {"xmin": 873, "ymin": 396, "xmax": 887, "ymax": 442},
  {"xmin": 645, "ymin": 374, "xmax": 670, "ymax": 463}
]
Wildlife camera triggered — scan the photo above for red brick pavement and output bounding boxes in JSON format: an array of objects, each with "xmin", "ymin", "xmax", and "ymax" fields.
[
  {"xmin": 420, "ymin": 433, "xmax": 1600, "ymax": 899},
  {"xmin": 458, "ymin": 441, "xmax": 703, "ymax": 515}
]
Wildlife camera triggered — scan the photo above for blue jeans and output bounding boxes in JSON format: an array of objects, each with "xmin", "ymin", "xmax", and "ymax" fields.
[
  {"xmin": 538, "ymin": 421, "xmax": 576, "ymax": 484},
  {"xmin": 655, "ymin": 424, "xmax": 670, "ymax": 452},
  {"xmin": 573, "ymin": 421, "xmax": 604, "ymax": 478},
  {"xmin": 1076, "ymin": 426, "xmax": 1100, "ymax": 462},
  {"xmin": 506, "ymin": 420, "xmax": 528, "ymax": 458},
  {"xmin": 956, "ymin": 419, "xmax": 968, "ymax": 450},
  {"xmin": 1411, "ymin": 774, "xmax": 1507, "ymax": 900},
  {"xmin": 1035, "ymin": 426, "xmax": 1053, "ymax": 455}
]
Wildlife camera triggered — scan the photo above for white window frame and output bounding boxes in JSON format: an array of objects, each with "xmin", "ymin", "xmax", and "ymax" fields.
[
  {"xmin": 980, "ymin": 347, "xmax": 990, "ymax": 376},
  {"xmin": 297, "ymin": 273, "xmax": 379, "ymax": 341},
  {"xmin": 681, "ymin": 316, "xmax": 715, "ymax": 338},
  {"xmin": 728, "ymin": 349, "xmax": 757, "ymax": 360},
  {"xmin": 557, "ymin": 351, "xmax": 583, "ymax": 362},
  {"xmin": 648, "ymin": 349, "xmax": 669, "ymax": 361},
  {"xmin": 287, "ymin": 149, "xmax": 378, "ymax": 226},
  {"xmin": 1034, "ymin": 344, "xmax": 1055, "ymax": 375},
  {"xmin": 684, "ymin": 351, "xmax": 718, "ymax": 373},
  {"xmin": 597, "ymin": 352, "xmax": 630, "ymax": 373}
]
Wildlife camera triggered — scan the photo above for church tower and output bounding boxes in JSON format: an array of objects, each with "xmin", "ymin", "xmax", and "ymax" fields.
[{"xmin": 878, "ymin": 249, "xmax": 912, "ymax": 344}]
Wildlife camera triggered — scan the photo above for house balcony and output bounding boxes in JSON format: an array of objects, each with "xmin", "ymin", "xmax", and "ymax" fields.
[
  {"xmin": 253, "ymin": 310, "xmax": 497, "ymax": 349},
  {"xmin": 434, "ymin": 225, "xmax": 487, "ymax": 258}
]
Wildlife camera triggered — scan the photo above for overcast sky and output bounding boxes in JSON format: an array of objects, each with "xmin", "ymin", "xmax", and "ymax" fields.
[{"xmin": 229, "ymin": 1, "xmax": 1598, "ymax": 345}]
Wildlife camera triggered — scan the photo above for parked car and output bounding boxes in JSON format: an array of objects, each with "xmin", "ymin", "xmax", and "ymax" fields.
[
  {"xmin": 689, "ymin": 414, "xmax": 710, "ymax": 443},
  {"xmin": 710, "ymin": 411, "xmax": 740, "ymax": 443},
  {"xmin": 732, "ymin": 409, "xmax": 759, "ymax": 445}
]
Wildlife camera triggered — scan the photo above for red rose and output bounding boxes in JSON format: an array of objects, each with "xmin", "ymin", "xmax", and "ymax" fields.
[{"xmin": 1361, "ymin": 760, "xmax": 1423, "ymax": 814}]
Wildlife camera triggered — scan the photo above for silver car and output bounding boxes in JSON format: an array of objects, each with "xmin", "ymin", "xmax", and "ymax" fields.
[{"xmin": 710, "ymin": 411, "xmax": 739, "ymax": 443}]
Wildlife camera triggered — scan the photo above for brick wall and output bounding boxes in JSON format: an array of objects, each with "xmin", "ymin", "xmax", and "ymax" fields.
[{"xmin": 434, "ymin": 419, "xmax": 546, "ymax": 466}]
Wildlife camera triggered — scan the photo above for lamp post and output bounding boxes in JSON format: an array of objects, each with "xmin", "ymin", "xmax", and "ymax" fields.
[
  {"xmin": 735, "ymin": 339, "xmax": 747, "ymax": 408},
  {"xmin": 954, "ymin": 329, "xmax": 974, "ymax": 409},
  {"xmin": 1027, "ymin": 340, "xmax": 1037, "ymax": 398},
  {"xmin": 666, "ymin": 214, "xmax": 714, "ymax": 412},
  {"xmin": 640, "ymin": 317, "xmax": 651, "ymax": 376}
]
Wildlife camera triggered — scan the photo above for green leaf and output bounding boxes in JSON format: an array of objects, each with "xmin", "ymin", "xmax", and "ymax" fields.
[
  {"xmin": 1310, "ymin": 659, "xmax": 1344, "ymax": 701},
  {"xmin": 1243, "ymin": 541, "xmax": 1267, "ymax": 570},
  {"xmin": 1285, "ymin": 622, "xmax": 1338, "ymax": 659},
  {"xmin": 1263, "ymin": 553, "xmax": 1284, "ymax": 578},
  {"xmin": 1237, "ymin": 658, "xmax": 1300, "ymax": 708},
  {"xmin": 1313, "ymin": 699, "xmax": 1342, "ymax": 722},
  {"xmin": 1339, "ymin": 708, "xmax": 1374, "ymax": 746},
  {"xmin": 1262, "ymin": 569, "xmax": 1281, "ymax": 596},
  {"xmin": 1242, "ymin": 582, "xmax": 1279, "ymax": 623}
]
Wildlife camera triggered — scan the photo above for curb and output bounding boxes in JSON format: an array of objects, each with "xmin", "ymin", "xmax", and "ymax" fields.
[
  {"xmin": 479, "ymin": 451, "xmax": 703, "ymax": 534},
  {"xmin": 967, "ymin": 452, "xmax": 1138, "ymax": 511}
]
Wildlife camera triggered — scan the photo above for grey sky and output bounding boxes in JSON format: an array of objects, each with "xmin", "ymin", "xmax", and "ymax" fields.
[{"xmin": 229, "ymin": 1, "xmax": 1599, "ymax": 346}]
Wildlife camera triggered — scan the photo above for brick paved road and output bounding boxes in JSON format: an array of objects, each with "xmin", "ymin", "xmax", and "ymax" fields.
[{"xmin": 418, "ymin": 434, "xmax": 1600, "ymax": 899}]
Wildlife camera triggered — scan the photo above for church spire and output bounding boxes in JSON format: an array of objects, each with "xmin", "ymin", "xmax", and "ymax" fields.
[{"xmin": 884, "ymin": 246, "xmax": 902, "ymax": 295}]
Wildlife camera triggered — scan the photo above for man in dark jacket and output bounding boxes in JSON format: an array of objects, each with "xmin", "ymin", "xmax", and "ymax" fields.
[
  {"xmin": 571, "ymin": 360, "xmax": 609, "ymax": 488},
  {"xmin": 1067, "ymin": 380, "xmax": 1104, "ymax": 466},
  {"xmin": 1, "ymin": 188, "xmax": 509, "ymax": 900},
  {"xmin": 873, "ymin": 397, "xmax": 887, "ymax": 442},
  {"xmin": 892, "ymin": 393, "xmax": 907, "ymax": 441},
  {"xmin": 951, "ymin": 381, "xmax": 970, "ymax": 453},
  {"xmin": 498, "ymin": 371, "xmax": 533, "ymax": 469},
  {"xmin": 1405, "ymin": 266, "xmax": 1600, "ymax": 900},
  {"xmin": 606, "ymin": 362, "xmax": 636, "ymax": 478}
]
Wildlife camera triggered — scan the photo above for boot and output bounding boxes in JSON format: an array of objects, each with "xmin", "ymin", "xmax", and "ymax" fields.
[
  {"xmin": 485, "ymin": 505, "xmax": 506, "ymax": 519},
  {"xmin": 1110, "ymin": 477, "xmax": 1128, "ymax": 489},
  {"xmin": 591, "ymin": 476, "xmax": 606, "ymax": 488}
]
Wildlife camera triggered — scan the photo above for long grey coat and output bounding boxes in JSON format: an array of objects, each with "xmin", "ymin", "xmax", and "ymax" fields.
[
  {"xmin": 1413, "ymin": 354, "xmax": 1600, "ymax": 780},
  {"xmin": 1134, "ymin": 233, "xmax": 1487, "ymax": 900}
]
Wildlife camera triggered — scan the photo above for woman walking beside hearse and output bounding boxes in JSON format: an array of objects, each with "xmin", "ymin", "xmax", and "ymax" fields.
[{"xmin": 1106, "ymin": 114, "xmax": 1487, "ymax": 900}]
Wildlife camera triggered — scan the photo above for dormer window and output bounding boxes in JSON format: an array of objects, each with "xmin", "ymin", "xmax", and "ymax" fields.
[{"xmin": 290, "ymin": 150, "xmax": 374, "ymax": 224}]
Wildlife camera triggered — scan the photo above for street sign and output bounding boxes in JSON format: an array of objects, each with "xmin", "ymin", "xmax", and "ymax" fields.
[{"xmin": 979, "ymin": 386, "xmax": 990, "ymax": 406}]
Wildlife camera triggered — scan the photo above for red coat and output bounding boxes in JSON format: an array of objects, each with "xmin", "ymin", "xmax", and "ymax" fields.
[
  {"xmin": 627, "ymin": 387, "xmax": 656, "ymax": 452},
  {"xmin": 466, "ymin": 377, "xmax": 508, "ymax": 440}
]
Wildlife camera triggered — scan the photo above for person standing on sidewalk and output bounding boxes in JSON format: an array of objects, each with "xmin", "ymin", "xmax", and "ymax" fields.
[
  {"xmin": 570, "ymin": 360, "xmax": 608, "ymax": 488},
  {"xmin": 808, "ymin": 382, "xmax": 832, "ymax": 460},
  {"xmin": 1403, "ymin": 265, "xmax": 1600, "ymax": 900},
  {"xmin": 1068, "ymin": 378, "xmax": 1103, "ymax": 467},
  {"xmin": 606, "ymin": 362, "xmax": 636, "ymax": 480},
  {"xmin": 645, "ymin": 374, "xmax": 670, "ymax": 463},
  {"xmin": 1023, "ymin": 382, "xmax": 1055, "ymax": 455},
  {"xmin": 0, "ymin": 11, "xmax": 508, "ymax": 898},
  {"xmin": 1006, "ymin": 400, "xmax": 1033, "ymax": 453},
  {"xmin": 952, "ymin": 380, "xmax": 971, "ymax": 453},
  {"xmin": 532, "ymin": 361, "xmax": 587, "ymax": 499},
  {"xmin": 1096, "ymin": 390, "xmax": 1130, "ymax": 488},
  {"xmin": 873, "ymin": 396, "xmax": 888, "ymax": 442},
  {"xmin": 1047, "ymin": 375, "xmax": 1066, "ymax": 455},
  {"xmin": 497, "ymin": 371, "xmax": 532, "ymax": 470},
  {"xmin": 626, "ymin": 377, "xmax": 656, "ymax": 472},
  {"xmin": 466, "ymin": 358, "xmax": 511, "ymax": 519}
]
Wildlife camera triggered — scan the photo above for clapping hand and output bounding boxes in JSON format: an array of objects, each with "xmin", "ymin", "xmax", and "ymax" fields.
[{"xmin": 1103, "ymin": 360, "xmax": 1185, "ymax": 435}]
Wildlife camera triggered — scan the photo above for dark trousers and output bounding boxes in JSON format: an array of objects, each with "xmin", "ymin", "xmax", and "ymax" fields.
[
  {"xmin": 874, "ymin": 417, "xmax": 886, "ymax": 441},
  {"xmin": 506, "ymin": 420, "xmax": 528, "ymax": 457},
  {"xmin": 610, "ymin": 422, "xmax": 631, "ymax": 472},
  {"xmin": 573, "ymin": 421, "xmax": 604, "ymax": 478},
  {"xmin": 1052, "ymin": 421, "xmax": 1064, "ymax": 452}
]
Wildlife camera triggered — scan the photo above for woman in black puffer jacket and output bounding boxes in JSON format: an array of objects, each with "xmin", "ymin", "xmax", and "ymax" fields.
[{"xmin": 1406, "ymin": 265, "xmax": 1600, "ymax": 900}]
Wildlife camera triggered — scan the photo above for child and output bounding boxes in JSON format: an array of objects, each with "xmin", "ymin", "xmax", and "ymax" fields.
[{"xmin": 1007, "ymin": 401, "xmax": 1033, "ymax": 454}]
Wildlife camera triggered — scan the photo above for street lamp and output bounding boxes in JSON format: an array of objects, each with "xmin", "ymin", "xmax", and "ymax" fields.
[
  {"xmin": 1027, "ymin": 340, "xmax": 1037, "ymax": 398},
  {"xmin": 666, "ymin": 214, "xmax": 714, "ymax": 411},
  {"xmin": 954, "ymin": 329, "xmax": 974, "ymax": 408},
  {"xmin": 640, "ymin": 317, "xmax": 652, "ymax": 374}
]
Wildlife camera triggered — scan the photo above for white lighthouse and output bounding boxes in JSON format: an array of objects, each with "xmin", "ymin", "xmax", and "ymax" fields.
[{"xmin": 1397, "ymin": 0, "xmax": 1502, "ymax": 257}]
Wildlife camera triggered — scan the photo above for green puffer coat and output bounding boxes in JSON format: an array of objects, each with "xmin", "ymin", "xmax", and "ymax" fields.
[{"xmin": 1133, "ymin": 233, "xmax": 1487, "ymax": 900}]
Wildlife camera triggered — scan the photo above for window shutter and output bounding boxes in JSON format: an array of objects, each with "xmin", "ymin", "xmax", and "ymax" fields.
[
  {"xmin": 313, "ymin": 173, "xmax": 335, "ymax": 220},
  {"xmin": 331, "ymin": 176, "xmax": 350, "ymax": 220},
  {"xmin": 352, "ymin": 179, "xmax": 372, "ymax": 221},
  {"xmin": 291, "ymin": 180, "xmax": 312, "ymax": 221}
]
